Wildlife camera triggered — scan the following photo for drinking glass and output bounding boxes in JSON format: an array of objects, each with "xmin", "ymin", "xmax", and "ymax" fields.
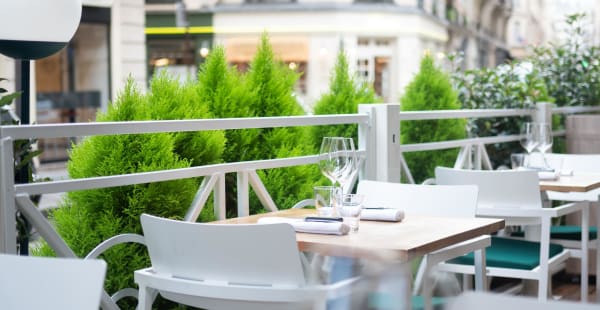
[
  {"xmin": 318, "ymin": 137, "xmax": 357, "ymax": 191},
  {"xmin": 338, "ymin": 193, "xmax": 364, "ymax": 232},
  {"xmin": 313, "ymin": 186, "xmax": 340, "ymax": 216},
  {"xmin": 536, "ymin": 123, "xmax": 553, "ymax": 168}
]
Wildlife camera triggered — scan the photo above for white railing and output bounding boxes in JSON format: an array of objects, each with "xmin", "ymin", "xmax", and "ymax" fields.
[{"xmin": 1, "ymin": 102, "xmax": 599, "ymax": 309}]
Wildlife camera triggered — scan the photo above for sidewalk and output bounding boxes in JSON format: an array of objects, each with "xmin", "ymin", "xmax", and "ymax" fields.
[{"xmin": 35, "ymin": 162, "xmax": 68, "ymax": 210}]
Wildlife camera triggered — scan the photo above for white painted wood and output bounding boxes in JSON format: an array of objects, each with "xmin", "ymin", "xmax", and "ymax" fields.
[
  {"xmin": 185, "ymin": 174, "xmax": 219, "ymax": 222},
  {"xmin": 248, "ymin": 170, "xmax": 278, "ymax": 213},
  {"xmin": 136, "ymin": 214, "xmax": 358, "ymax": 309},
  {"xmin": 237, "ymin": 171, "xmax": 250, "ymax": 217},
  {"xmin": 373, "ymin": 104, "xmax": 400, "ymax": 182},
  {"xmin": 358, "ymin": 104, "xmax": 376, "ymax": 181},
  {"xmin": 214, "ymin": 173, "xmax": 226, "ymax": 220},
  {"xmin": 2, "ymin": 114, "xmax": 367, "ymax": 140},
  {"xmin": 0, "ymin": 254, "xmax": 106, "ymax": 310},
  {"xmin": 533, "ymin": 102, "xmax": 553, "ymax": 126},
  {"xmin": 0, "ymin": 137, "xmax": 16, "ymax": 253}
]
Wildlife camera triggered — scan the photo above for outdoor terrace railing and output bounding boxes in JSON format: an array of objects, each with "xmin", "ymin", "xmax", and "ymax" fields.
[{"xmin": 1, "ymin": 102, "xmax": 599, "ymax": 309}]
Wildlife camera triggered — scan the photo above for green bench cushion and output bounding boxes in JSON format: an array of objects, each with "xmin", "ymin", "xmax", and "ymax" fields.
[
  {"xmin": 448, "ymin": 236, "xmax": 564, "ymax": 270},
  {"xmin": 512, "ymin": 225, "xmax": 598, "ymax": 241}
]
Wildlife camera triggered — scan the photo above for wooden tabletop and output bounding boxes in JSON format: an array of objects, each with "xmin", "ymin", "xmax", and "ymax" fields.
[
  {"xmin": 539, "ymin": 173, "xmax": 600, "ymax": 192},
  {"xmin": 215, "ymin": 209, "xmax": 505, "ymax": 262}
]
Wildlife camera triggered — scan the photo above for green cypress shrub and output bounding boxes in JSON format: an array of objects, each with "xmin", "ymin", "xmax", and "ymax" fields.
[
  {"xmin": 147, "ymin": 72, "xmax": 225, "ymax": 168},
  {"xmin": 235, "ymin": 33, "xmax": 319, "ymax": 213},
  {"xmin": 400, "ymin": 55, "xmax": 466, "ymax": 183},
  {"xmin": 34, "ymin": 79, "xmax": 218, "ymax": 308},
  {"xmin": 312, "ymin": 50, "xmax": 379, "ymax": 149}
]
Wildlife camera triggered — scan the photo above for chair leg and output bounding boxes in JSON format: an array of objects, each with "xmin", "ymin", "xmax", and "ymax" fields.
[
  {"xmin": 473, "ymin": 248, "xmax": 487, "ymax": 291},
  {"xmin": 137, "ymin": 285, "xmax": 157, "ymax": 310}
]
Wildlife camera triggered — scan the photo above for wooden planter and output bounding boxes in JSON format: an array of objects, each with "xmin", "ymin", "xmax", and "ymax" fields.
[{"xmin": 566, "ymin": 114, "xmax": 600, "ymax": 276}]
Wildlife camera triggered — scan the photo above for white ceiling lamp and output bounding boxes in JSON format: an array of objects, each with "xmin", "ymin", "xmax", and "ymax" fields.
[{"xmin": 0, "ymin": 0, "xmax": 82, "ymax": 60}]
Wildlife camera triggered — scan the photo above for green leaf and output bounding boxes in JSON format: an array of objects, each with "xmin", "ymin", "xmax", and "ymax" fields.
[{"xmin": 0, "ymin": 92, "xmax": 21, "ymax": 106}]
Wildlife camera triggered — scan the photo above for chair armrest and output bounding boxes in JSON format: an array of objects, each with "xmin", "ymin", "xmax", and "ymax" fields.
[
  {"xmin": 477, "ymin": 203, "xmax": 583, "ymax": 219},
  {"xmin": 426, "ymin": 235, "xmax": 491, "ymax": 266},
  {"xmin": 292, "ymin": 199, "xmax": 314, "ymax": 209}
]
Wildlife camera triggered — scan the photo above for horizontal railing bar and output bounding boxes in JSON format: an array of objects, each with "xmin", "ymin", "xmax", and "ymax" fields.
[
  {"xmin": 552, "ymin": 106, "xmax": 600, "ymax": 114},
  {"xmin": 2, "ymin": 114, "xmax": 369, "ymax": 140},
  {"xmin": 397, "ymin": 108, "xmax": 533, "ymax": 120},
  {"xmin": 16, "ymin": 150, "xmax": 367, "ymax": 195},
  {"xmin": 400, "ymin": 134, "xmax": 522, "ymax": 152},
  {"xmin": 400, "ymin": 129, "xmax": 566, "ymax": 153}
]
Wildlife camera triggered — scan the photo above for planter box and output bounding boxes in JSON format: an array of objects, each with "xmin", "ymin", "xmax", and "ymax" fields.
[
  {"xmin": 566, "ymin": 114, "xmax": 600, "ymax": 276},
  {"xmin": 567, "ymin": 115, "xmax": 600, "ymax": 154}
]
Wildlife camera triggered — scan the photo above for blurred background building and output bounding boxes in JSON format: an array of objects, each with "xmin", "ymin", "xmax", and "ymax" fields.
[
  {"xmin": 507, "ymin": 0, "xmax": 600, "ymax": 59},
  {"xmin": 146, "ymin": 0, "xmax": 514, "ymax": 109},
  {"xmin": 1, "ymin": 0, "xmax": 599, "ymax": 162}
]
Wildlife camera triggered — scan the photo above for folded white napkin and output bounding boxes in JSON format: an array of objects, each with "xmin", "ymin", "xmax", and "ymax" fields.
[
  {"xmin": 560, "ymin": 169, "xmax": 573, "ymax": 176},
  {"xmin": 361, "ymin": 208, "xmax": 405, "ymax": 222},
  {"xmin": 538, "ymin": 170, "xmax": 559, "ymax": 180},
  {"xmin": 257, "ymin": 217, "xmax": 350, "ymax": 235}
]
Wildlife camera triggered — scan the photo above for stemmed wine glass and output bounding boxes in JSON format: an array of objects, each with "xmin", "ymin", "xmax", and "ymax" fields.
[
  {"xmin": 519, "ymin": 122, "xmax": 539, "ymax": 167},
  {"xmin": 536, "ymin": 123, "xmax": 553, "ymax": 168},
  {"xmin": 318, "ymin": 137, "xmax": 357, "ymax": 193}
]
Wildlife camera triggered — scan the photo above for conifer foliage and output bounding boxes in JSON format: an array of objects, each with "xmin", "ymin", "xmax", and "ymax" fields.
[
  {"xmin": 400, "ymin": 55, "xmax": 466, "ymax": 183},
  {"xmin": 312, "ymin": 50, "xmax": 378, "ymax": 148}
]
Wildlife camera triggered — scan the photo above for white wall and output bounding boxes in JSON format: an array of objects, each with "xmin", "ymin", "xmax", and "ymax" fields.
[{"xmin": 111, "ymin": 0, "xmax": 147, "ymax": 104}]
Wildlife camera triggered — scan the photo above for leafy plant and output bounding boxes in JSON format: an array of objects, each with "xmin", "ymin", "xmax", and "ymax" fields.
[
  {"xmin": 400, "ymin": 55, "xmax": 466, "ymax": 183},
  {"xmin": 240, "ymin": 33, "xmax": 318, "ymax": 213},
  {"xmin": 449, "ymin": 55, "xmax": 552, "ymax": 167},
  {"xmin": 312, "ymin": 49, "xmax": 379, "ymax": 151},
  {"xmin": 34, "ymin": 80, "xmax": 212, "ymax": 309},
  {"xmin": 530, "ymin": 13, "xmax": 600, "ymax": 107}
]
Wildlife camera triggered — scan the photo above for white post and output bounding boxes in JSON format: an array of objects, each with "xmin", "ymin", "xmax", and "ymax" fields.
[
  {"xmin": 214, "ymin": 174, "xmax": 226, "ymax": 220},
  {"xmin": 0, "ymin": 135, "xmax": 17, "ymax": 253},
  {"xmin": 237, "ymin": 171, "xmax": 249, "ymax": 217},
  {"xmin": 358, "ymin": 104, "xmax": 401, "ymax": 182},
  {"xmin": 533, "ymin": 102, "xmax": 552, "ymax": 125}
]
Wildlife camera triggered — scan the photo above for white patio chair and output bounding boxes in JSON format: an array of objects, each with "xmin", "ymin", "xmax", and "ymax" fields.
[
  {"xmin": 0, "ymin": 254, "xmax": 106, "ymax": 310},
  {"xmin": 435, "ymin": 167, "xmax": 584, "ymax": 301},
  {"xmin": 134, "ymin": 214, "xmax": 359, "ymax": 310},
  {"xmin": 541, "ymin": 153, "xmax": 600, "ymax": 301},
  {"xmin": 356, "ymin": 180, "xmax": 490, "ymax": 310}
]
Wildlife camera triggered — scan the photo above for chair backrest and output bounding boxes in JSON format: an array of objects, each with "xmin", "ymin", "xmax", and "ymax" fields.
[
  {"xmin": 0, "ymin": 254, "xmax": 106, "ymax": 310},
  {"xmin": 545, "ymin": 153, "xmax": 600, "ymax": 173},
  {"xmin": 435, "ymin": 167, "xmax": 542, "ymax": 209},
  {"xmin": 356, "ymin": 180, "xmax": 478, "ymax": 218},
  {"xmin": 140, "ymin": 214, "xmax": 306, "ymax": 288}
]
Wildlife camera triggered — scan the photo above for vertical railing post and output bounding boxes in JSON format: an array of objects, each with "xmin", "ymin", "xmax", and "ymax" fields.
[
  {"xmin": 237, "ymin": 171, "xmax": 249, "ymax": 217},
  {"xmin": 358, "ymin": 104, "xmax": 401, "ymax": 182},
  {"xmin": 533, "ymin": 102, "xmax": 552, "ymax": 125},
  {"xmin": 0, "ymin": 132, "xmax": 17, "ymax": 254}
]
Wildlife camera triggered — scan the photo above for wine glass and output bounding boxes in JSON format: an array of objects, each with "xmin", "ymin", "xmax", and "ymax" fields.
[
  {"xmin": 519, "ymin": 122, "xmax": 539, "ymax": 155},
  {"xmin": 536, "ymin": 123, "xmax": 553, "ymax": 168},
  {"xmin": 318, "ymin": 137, "xmax": 357, "ymax": 192}
]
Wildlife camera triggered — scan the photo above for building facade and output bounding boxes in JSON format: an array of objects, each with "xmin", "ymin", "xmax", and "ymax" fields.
[
  {"xmin": 507, "ymin": 0, "xmax": 600, "ymax": 59},
  {"xmin": 1, "ymin": 0, "xmax": 147, "ymax": 162},
  {"xmin": 146, "ymin": 0, "xmax": 512, "ymax": 110}
]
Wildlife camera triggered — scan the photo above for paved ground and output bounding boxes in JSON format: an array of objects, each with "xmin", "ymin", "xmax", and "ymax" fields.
[{"xmin": 36, "ymin": 162, "xmax": 68, "ymax": 210}]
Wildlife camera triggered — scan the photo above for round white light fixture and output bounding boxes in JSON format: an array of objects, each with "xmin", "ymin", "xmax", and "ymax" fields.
[
  {"xmin": 0, "ymin": 0, "xmax": 82, "ymax": 59},
  {"xmin": 199, "ymin": 47, "xmax": 210, "ymax": 58}
]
